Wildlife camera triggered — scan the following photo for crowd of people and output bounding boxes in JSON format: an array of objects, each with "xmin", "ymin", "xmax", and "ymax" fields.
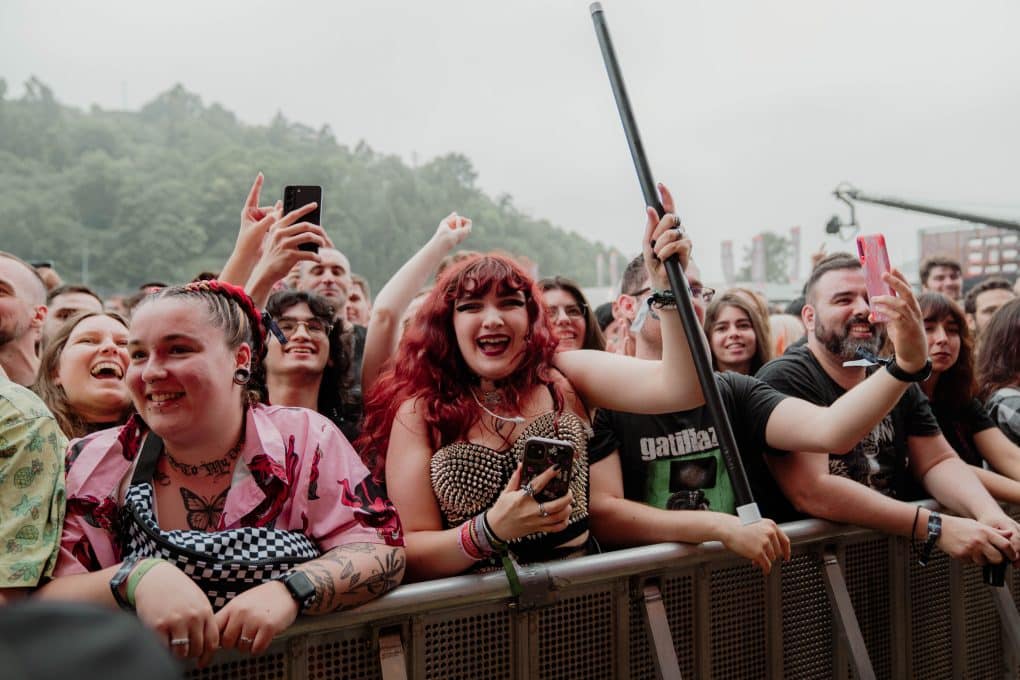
[{"xmin": 2, "ymin": 174, "xmax": 1020, "ymax": 667}]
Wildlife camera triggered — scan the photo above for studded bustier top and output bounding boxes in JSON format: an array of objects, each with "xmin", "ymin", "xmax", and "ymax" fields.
[{"xmin": 431, "ymin": 410, "xmax": 591, "ymax": 565}]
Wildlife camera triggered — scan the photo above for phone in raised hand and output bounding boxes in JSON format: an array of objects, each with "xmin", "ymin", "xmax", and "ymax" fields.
[
  {"xmin": 856, "ymin": 233, "xmax": 894, "ymax": 323},
  {"xmin": 520, "ymin": 437, "xmax": 575, "ymax": 503},
  {"xmin": 283, "ymin": 185, "xmax": 322, "ymax": 253}
]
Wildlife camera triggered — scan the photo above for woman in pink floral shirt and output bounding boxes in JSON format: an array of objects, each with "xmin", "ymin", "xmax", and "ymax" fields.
[{"xmin": 40, "ymin": 281, "xmax": 404, "ymax": 664}]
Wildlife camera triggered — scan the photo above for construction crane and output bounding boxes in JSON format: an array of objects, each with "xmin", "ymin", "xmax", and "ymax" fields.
[{"xmin": 825, "ymin": 182, "xmax": 1020, "ymax": 240}]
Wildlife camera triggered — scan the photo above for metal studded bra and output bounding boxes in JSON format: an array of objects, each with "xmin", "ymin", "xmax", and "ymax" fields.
[{"xmin": 430, "ymin": 410, "xmax": 592, "ymax": 565}]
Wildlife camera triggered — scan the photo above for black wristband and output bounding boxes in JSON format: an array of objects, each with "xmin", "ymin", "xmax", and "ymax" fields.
[
  {"xmin": 885, "ymin": 357, "xmax": 933, "ymax": 383},
  {"xmin": 919, "ymin": 511, "xmax": 941, "ymax": 566},
  {"xmin": 109, "ymin": 555, "xmax": 141, "ymax": 611}
]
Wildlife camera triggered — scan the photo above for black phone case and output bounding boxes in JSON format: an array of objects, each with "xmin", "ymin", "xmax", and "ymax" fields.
[
  {"xmin": 521, "ymin": 437, "xmax": 575, "ymax": 503},
  {"xmin": 283, "ymin": 185, "xmax": 322, "ymax": 253}
]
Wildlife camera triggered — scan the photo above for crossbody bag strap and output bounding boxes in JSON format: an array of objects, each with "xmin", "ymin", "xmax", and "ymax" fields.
[{"xmin": 130, "ymin": 432, "xmax": 164, "ymax": 485}]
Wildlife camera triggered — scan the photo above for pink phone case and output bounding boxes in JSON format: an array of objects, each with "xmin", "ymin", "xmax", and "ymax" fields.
[{"xmin": 856, "ymin": 234, "xmax": 894, "ymax": 322}]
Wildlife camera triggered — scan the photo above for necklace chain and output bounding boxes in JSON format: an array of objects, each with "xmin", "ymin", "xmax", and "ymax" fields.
[
  {"xmin": 165, "ymin": 430, "xmax": 245, "ymax": 478},
  {"xmin": 470, "ymin": 389, "xmax": 525, "ymax": 425}
]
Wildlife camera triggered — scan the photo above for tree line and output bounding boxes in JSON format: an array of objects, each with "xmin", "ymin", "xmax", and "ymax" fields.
[{"xmin": 0, "ymin": 78, "xmax": 613, "ymax": 294}]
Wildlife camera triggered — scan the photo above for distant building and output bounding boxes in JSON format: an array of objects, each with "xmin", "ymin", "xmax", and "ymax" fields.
[{"xmin": 919, "ymin": 224, "xmax": 1019, "ymax": 286}]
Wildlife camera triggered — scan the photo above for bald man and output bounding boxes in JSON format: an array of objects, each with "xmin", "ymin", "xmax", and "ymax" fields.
[{"xmin": 0, "ymin": 252, "xmax": 48, "ymax": 386}]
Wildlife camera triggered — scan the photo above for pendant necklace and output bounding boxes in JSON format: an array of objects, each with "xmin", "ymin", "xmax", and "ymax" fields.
[{"xmin": 471, "ymin": 389, "xmax": 526, "ymax": 425}]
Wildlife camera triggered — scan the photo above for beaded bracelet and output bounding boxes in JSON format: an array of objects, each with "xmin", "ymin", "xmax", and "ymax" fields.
[
  {"xmin": 649, "ymin": 289, "xmax": 677, "ymax": 309},
  {"xmin": 457, "ymin": 519, "xmax": 486, "ymax": 561}
]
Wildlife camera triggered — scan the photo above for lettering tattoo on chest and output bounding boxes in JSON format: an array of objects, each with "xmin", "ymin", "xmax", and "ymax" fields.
[{"xmin": 179, "ymin": 487, "xmax": 229, "ymax": 531}]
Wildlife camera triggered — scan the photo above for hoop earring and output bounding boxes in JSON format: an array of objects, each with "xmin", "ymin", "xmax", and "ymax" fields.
[{"xmin": 233, "ymin": 367, "xmax": 251, "ymax": 385}]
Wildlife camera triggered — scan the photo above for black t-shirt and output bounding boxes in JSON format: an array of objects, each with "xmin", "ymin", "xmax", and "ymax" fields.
[
  {"xmin": 755, "ymin": 345, "xmax": 940, "ymax": 510},
  {"xmin": 589, "ymin": 372, "xmax": 788, "ymax": 518},
  {"xmin": 931, "ymin": 397, "xmax": 995, "ymax": 468}
]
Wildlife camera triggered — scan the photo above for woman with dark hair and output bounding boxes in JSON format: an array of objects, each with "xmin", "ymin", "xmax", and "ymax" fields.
[
  {"xmin": 978, "ymin": 297, "xmax": 1020, "ymax": 447},
  {"xmin": 40, "ymin": 280, "xmax": 404, "ymax": 663},
  {"xmin": 264, "ymin": 289, "xmax": 360, "ymax": 441},
  {"xmin": 357, "ymin": 203, "xmax": 728, "ymax": 582},
  {"xmin": 703, "ymin": 292, "xmax": 772, "ymax": 375},
  {"xmin": 33, "ymin": 312, "xmax": 133, "ymax": 439},
  {"xmin": 918, "ymin": 293, "xmax": 1020, "ymax": 480},
  {"xmin": 537, "ymin": 276, "xmax": 606, "ymax": 352}
]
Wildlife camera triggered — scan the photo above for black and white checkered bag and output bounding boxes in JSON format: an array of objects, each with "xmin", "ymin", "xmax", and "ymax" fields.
[{"xmin": 120, "ymin": 483, "xmax": 320, "ymax": 610}]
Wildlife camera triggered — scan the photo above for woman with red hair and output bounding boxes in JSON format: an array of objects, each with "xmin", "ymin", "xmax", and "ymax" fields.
[{"xmin": 358, "ymin": 190, "xmax": 705, "ymax": 581}]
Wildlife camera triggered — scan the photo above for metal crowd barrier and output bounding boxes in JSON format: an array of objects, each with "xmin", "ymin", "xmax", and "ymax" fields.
[{"xmin": 186, "ymin": 503, "xmax": 1020, "ymax": 680}]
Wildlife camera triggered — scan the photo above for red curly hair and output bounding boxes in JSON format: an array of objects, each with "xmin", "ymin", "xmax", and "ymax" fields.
[{"xmin": 357, "ymin": 253, "xmax": 561, "ymax": 479}]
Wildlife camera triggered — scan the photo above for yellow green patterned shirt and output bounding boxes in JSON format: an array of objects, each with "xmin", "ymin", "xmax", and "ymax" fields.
[{"xmin": 0, "ymin": 374, "xmax": 66, "ymax": 587}]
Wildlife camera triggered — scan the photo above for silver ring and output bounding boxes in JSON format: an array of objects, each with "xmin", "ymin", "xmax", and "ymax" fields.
[
  {"xmin": 239, "ymin": 636, "xmax": 254, "ymax": 646},
  {"xmin": 521, "ymin": 483, "xmax": 536, "ymax": 497},
  {"xmin": 170, "ymin": 638, "xmax": 190, "ymax": 647},
  {"xmin": 539, "ymin": 503, "xmax": 549, "ymax": 518}
]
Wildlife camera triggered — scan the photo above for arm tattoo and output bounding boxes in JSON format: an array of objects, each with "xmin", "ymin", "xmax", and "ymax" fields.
[{"xmin": 299, "ymin": 544, "xmax": 406, "ymax": 614}]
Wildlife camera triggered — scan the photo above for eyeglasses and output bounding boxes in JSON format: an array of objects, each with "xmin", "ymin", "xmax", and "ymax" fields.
[
  {"xmin": 691, "ymin": 285, "xmax": 716, "ymax": 303},
  {"xmin": 275, "ymin": 317, "xmax": 331, "ymax": 337},
  {"xmin": 544, "ymin": 304, "xmax": 587, "ymax": 320}
]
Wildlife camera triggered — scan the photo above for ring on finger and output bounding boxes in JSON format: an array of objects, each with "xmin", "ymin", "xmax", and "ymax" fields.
[
  {"xmin": 538, "ymin": 502, "xmax": 549, "ymax": 518},
  {"xmin": 170, "ymin": 638, "xmax": 190, "ymax": 648},
  {"xmin": 521, "ymin": 483, "xmax": 536, "ymax": 497},
  {"xmin": 239, "ymin": 636, "xmax": 254, "ymax": 647}
]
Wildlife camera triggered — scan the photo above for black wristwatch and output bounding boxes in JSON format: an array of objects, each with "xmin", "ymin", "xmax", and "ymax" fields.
[
  {"xmin": 885, "ymin": 356, "xmax": 933, "ymax": 383},
  {"xmin": 918, "ymin": 511, "xmax": 942, "ymax": 566},
  {"xmin": 277, "ymin": 571, "xmax": 316, "ymax": 612},
  {"xmin": 109, "ymin": 555, "xmax": 141, "ymax": 611}
]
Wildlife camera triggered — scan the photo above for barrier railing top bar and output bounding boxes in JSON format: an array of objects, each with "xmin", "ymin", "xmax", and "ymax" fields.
[{"xmin": 284, "ymin": 502, "xmax": 941, "ymax": 635}]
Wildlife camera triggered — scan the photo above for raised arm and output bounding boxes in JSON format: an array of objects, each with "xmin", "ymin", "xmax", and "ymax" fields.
[
  {"xmin": 244, "ymin": 202, "xmax": 330, "ymax": 308},
  {"xmin": 361, "ymin": 214, "xmax": 472, "ymax": 392},
  {"xmin": 765, "ymin": 269, "xmax": 930, "ymax": 453},
  {"xmin": 555, "ymin": 184, "xmax": 705, "ymax": 413},
  {"xmin": 220, "ymin": 174, "xmax": 279, "ymax": 287}
]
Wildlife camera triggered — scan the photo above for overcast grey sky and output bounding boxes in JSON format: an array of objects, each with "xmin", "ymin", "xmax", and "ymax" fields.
[{"xmin": 3, "ymin": 0, "xmax": 1018, "ymax": 283}]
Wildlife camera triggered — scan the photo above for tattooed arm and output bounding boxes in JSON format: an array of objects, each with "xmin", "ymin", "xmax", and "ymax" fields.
[
  {"xmin": 214, "ymin": 542, "xmax": 405, "ymax": 655},
  {"xmin": 294, "ymin": 542, "xmax": 406, "ymax": 614}
]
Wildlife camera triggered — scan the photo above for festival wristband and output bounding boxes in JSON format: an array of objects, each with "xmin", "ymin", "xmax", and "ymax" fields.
[{"xmin": 126, "ymin": 558, "xmax": 165, "ymax": 607}]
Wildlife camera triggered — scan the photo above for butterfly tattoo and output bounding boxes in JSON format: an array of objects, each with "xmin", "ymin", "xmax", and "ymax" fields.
[{"xmin": 179, "ymin": 487, "xmax": 229, "ymax": 531}]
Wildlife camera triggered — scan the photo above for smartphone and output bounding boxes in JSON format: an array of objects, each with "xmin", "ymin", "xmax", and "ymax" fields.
[
  {"xmin": 520, "ymin": 437, "xmax": 575, "ymax": 503},
  {"xmin": 283, "ymin": 185, "xmax": 322, "ymax": 253},
  {"xmin": 856, "ymin": 233, "xmax": 894, "ymax": 322}
]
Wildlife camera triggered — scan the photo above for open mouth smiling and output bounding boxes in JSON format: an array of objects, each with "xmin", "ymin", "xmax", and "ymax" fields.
[{"xmin": 90, "ymin": 361, "xmax": 124, "ymax": 380}]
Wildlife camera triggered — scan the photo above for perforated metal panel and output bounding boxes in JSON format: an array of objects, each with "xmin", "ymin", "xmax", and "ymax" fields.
[
  {"xmin": 709, "ymin": 562, "xmax": 765, "ymax": 679},
  {"xmin": 627, "ymin": 573, "xmax": 695, "ymax": 680},
  {"xmin": 537, "ymin": 586, "xmax": 615, "ymax": 680},
  {"xmin": 423, "ymin": 606, "xmax": 512, "ymax": 680},
  {"xmin": 962, "ymin": 563, "xmax": 1005, "ymax": 678},
  {"xmin": 185, "ymin": 648, "xmax": 287, "ymax": 680},
  {"xmin": 908, "ymin": 549, "xmax": 952, "ymax": 678},
  {"xmin": 306, "ymin": 630, "xmax": 383, "ymax": 680},
  {"xmin": 843, "ymin": 539, "xmax": 892, "ymax": 679},
  {"xmin": 781, "ymin": 552, "xmax": 833, "ymax": 679}
]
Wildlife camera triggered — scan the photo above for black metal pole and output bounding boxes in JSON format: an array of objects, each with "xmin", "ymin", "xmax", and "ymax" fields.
[
  {"xmin": 836, "ymin": 185, "xmax": 1020, "ymax": 234},
  {"xmin": 590, "ymin": 2, "xmax": 760, "ymax": 521}
]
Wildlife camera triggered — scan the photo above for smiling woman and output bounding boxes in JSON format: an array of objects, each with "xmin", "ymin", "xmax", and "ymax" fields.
[
  {"xmin": 703, "ymin": 292, "xmax": 772, "ymax": 376},
  {"xmin": 33, "ymin": 312, "xmax": 133, "ymax": 440},
  {"xmin": 356, "ymin": 201, "xmax": 705, "ymax": 584},
  {"xmin": 39, "ymin": 280, "xmax": 405, "ymax": 664},
  {"xmin": 537, "ymin": 276, "xmax": 605, "ymax": 352}
]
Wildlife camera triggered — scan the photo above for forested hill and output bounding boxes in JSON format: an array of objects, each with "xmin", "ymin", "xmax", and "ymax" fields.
[{"xmin": 0, "ymin": 78, "xmax": 612, "ymax": 294}]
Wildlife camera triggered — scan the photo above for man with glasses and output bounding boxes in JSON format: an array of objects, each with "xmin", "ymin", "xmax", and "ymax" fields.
[
  {"xmin": 264, "ymin": 290, "xmax": 362, "ymax": 441},
  {"xmin": 588, "ymin": 247, "xmax": 942, "ymax": 571}
]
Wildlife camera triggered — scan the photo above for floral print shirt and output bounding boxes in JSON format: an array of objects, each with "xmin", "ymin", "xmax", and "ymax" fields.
[
  {"xmin": 0, "ymin": 374, "xmax": 66, "ymax": 587},
  {"xmin": 54, "ymin": 404, "xmax": 402, "ymax": 575}
]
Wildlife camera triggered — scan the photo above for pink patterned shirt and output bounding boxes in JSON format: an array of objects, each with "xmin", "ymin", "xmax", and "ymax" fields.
[{"xmin": 54, "ymin": 404, "xmax": 402, "ymax": 576}]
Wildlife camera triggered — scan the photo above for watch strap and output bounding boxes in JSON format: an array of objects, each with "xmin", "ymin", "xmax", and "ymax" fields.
[
  {"xmin": 919, "ymin": 511, "xmax": 942, "ymax": 566},
  {"xmin": 110, "ymin": 555, "xmax": 141, "ymax": 611},
  {"xmin": 886, "ymin": 357, "xmax": 933, "ymax": 383}
]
